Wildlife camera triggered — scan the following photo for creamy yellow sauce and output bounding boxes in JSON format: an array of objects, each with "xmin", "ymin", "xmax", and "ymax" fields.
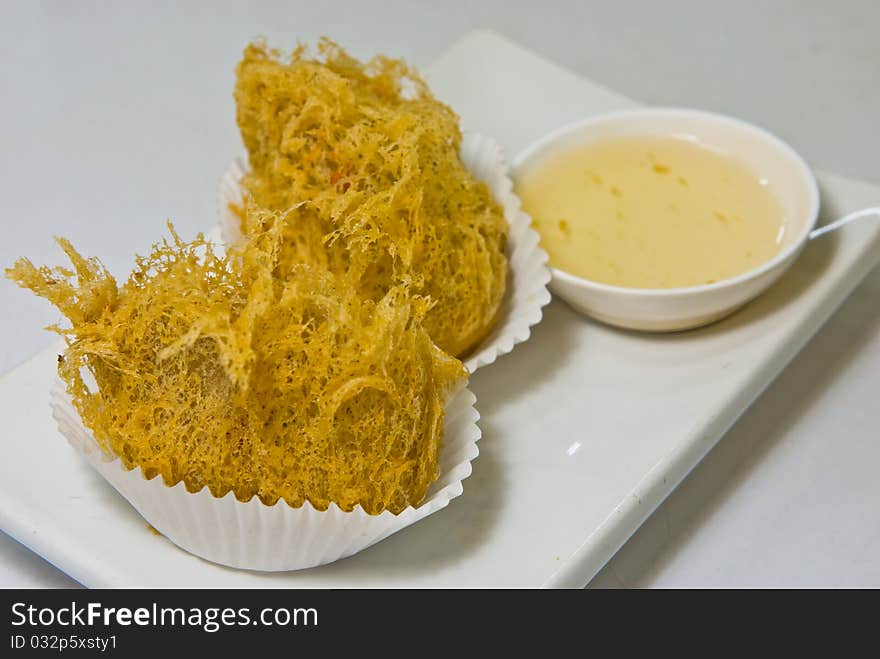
[{"xmin": 516, "ymin": 136, "xmax": 787, "ymax": 288}]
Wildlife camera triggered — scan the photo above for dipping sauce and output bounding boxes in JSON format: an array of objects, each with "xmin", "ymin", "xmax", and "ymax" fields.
[{"xmin": 516, "ymin": 136, "xmax": 787, "ymax": 288}]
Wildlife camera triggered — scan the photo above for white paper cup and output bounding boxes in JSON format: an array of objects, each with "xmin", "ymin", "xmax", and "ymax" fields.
[
  {"xmin": 217, "ymin": 132, "xmax": 552, "ymax": 372},
  {"xmin": 50, "ymin": 382, "xmax": 481, "ymax": 572}
]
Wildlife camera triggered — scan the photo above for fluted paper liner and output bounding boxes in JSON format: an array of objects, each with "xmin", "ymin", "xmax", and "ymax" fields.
[
  {"xmin": 218, "ymin": 132, "xmax": 552, "ymax": 372},
  {"xmin": 51, "ymin": 382, "xmax": 481, "ymax": 572}
]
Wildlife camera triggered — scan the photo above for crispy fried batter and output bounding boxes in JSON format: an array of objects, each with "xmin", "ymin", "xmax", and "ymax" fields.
[
  {"xmin": 234, "ymin": 39, "xmax": 508, "ymax": 357},
  {"xmin": 7, "ymin": 213, "xmax": 465, "ymax": 514}
]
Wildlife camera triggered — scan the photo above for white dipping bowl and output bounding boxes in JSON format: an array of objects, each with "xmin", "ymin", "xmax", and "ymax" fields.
[{"xmin": 511, "ymin": 108, "xmax": 820, "ymax": 332}]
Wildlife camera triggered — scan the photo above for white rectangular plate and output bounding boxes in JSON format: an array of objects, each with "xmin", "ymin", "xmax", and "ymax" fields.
[{"xmin": 2, "ymin": 31, "xmax": 879, "ymax": 588}]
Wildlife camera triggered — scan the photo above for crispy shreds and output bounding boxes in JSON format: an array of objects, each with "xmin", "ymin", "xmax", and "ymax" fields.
[
  {"xmin": 234, "ymin": 39, "xmax": 508, "ymax": 358},
  {"xmin": 7, "ymin": 215, "xmax": 465, "ymax": 514}
]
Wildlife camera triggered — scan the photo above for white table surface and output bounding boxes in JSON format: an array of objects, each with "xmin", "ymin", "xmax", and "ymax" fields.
[{"xmin": 1, "ymin": 0, "xmax": 877, "ymax": 588}]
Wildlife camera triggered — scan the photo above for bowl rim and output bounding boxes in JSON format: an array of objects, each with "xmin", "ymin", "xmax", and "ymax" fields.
[{"xmin": 510, "ymin": 106, "xmax": 821, "ymax": 298}]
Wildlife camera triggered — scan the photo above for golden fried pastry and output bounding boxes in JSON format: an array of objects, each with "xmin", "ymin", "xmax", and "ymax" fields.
[
  {"xmin": 234, "ymin": 39, "xmax": 508, "ymax": 358},
  {"xmin": 7, "ymin": 211, "xmax": 465, "ymax": 514}
]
